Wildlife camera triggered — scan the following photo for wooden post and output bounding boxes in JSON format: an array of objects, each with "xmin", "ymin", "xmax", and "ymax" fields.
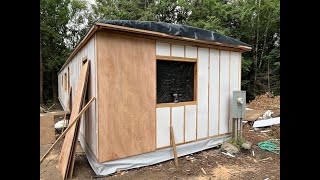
[
  {"xmin": 40, "ymin": 97, "xmax": 95, "ymax": 164},
  {"xmin": 233, "ymin": 118, "xmax": 238, "ymax": 142},
  {"xmin": 170, "ymin": 126, "xmax": 178, "ymax": 166}
]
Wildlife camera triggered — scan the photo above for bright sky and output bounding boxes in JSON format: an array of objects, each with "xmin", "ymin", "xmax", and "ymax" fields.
[{"xmin": 86, "ymin": 0, "xmax": 95, "ymax": 4}]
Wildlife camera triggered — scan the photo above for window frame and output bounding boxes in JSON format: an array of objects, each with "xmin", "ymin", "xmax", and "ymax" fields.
[{"xmin": 156, "ymin": 56, "xmax": 197, "ymax": 107}]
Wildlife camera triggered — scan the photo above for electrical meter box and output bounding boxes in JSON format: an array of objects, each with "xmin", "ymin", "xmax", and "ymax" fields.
[{"xmin": 232, "ymin": 91, "xmax": 246, "ymax": 118}]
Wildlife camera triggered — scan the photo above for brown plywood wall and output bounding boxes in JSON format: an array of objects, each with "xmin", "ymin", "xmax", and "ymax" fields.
[{"xmin": 96, "ymin": 31, "xmax": 156, "ymax": 162}]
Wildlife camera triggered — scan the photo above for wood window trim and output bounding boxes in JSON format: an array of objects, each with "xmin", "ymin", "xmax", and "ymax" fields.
[
  {"xmin": 156, "ymin": 57, "xmax": 198, "ymax": 106},
  {"xmin": 64, "ymin": 73, "xmax": 67, "ymax": 91},
  {"xmin": 156, "ymin": 55, "xmax": 197, "ymax": 62}
]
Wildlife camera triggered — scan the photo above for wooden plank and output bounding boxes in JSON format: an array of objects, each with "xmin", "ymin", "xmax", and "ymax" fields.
[
  {"xmin": 171, "ymin": 45, "xmax": 185, "ymax": 57},
  {"xmin": 156, "ymin": 55, "xmax": 197, "ymax": 62},
  {"xmin": 67, "ymin": 116, "xmax": 81, "ymax": 178},
  {"xmin": 97, "ymin": 31, "xmax": 156, "ymax": 162},
  {"xmin": 185, "ymin": 105, "xmax": 197, "ymax": 142},
  {"xmin": 219, "ymin": 51, "xmax": 230, "ymax": 134},
  {"xmin": 156, "ymin": 107, "xmax": 171, "ymax": 148},
  {"xmin": 170, "ymin": 126, "xmax": 179, "ymax": 166},
  {"xmin": 171, "ymin": 106, "xmax": 184, "ymax": 144},
  {"xmin": 40, "ymin": 97, "xmax": 95, "ymax": 164},
  {"xmin": 197, "ymin": 48, "xmax": 209, "ymax": 139},
  {"xmin": 209, "ymin": 49, "xmax": 219, "ymax": 136},
  {"xmin": 58, "ymin": 61, "xmax": 90, "ymax": 180},
  {"xmin": 156, "ymin": 101, "xmax": 196, "ymax": 108},
  {"xmin": 156, "ymin": 132, "xmax": 232, "ymax": 150}
]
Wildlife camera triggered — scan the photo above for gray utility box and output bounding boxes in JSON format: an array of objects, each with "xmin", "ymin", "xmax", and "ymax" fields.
[{"xmin": 232, "ymin": 91, "xmax": 246, "ymax": 119}]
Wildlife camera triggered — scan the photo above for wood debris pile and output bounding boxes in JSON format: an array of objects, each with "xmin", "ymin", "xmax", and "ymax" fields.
[{"xmin": 247, "ymin": 92, "xmax": 280, "ymax": 111}]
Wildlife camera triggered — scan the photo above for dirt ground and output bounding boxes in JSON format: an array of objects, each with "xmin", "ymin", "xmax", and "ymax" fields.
[{"xmin": 40, "ymin": 123, "xmax": 280, "ymax": 180}]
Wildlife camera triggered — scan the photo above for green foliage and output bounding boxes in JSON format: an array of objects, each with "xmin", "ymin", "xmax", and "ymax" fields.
[
  {"xmin": 229, "ymin": 137, "xmax": 245, "ymax": 149},
  {"xmin": 41, "ymin": 0, "xmax": 280, "ymax": 103},
  {"xmin": 40, "ymin": 0, "xmax": 91, "ymax": 102}
]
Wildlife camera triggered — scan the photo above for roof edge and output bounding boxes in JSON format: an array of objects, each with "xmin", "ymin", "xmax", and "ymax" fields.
[
  {"xmin": 59, "ymin": 22, "xmax": 251, "ymax": 74},
  {"xmin": 58, "ymin": 25, "xmax": 98, "ymax": 74},
  {"xmin": 96, "ymin": 22, "xmax": 252, "ymax": 51}
]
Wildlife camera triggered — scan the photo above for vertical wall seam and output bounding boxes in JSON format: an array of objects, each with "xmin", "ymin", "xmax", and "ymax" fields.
[
  {"xmin": 196, "ymin": 47, "xmax": 198, "ymax": 140},
  {"xmin": 218, "ymin": 50, "xmax": 221, "ymax": 135},
  {"xmin": 207, "ymin": 49, "xmax": 210, "ymax": 137},
  {"xmin": 228, "ymin": 51, "xmax": 231, "ymax": 133}
]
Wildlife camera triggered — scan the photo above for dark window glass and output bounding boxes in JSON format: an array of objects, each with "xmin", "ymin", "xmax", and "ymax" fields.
[{"xmin": 157, "ymin": 60, "xmax": 195, "ymax": 103}]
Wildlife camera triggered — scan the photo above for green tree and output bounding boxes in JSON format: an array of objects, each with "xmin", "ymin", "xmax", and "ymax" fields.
[{"xmin": 40, "ymin": 0, "xmax": 91, "ymax": 104}]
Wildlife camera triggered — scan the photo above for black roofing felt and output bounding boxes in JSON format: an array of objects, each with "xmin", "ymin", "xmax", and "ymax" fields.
[{"xmin": 96, "ymin": 20, "xmax": 250, "ymax": 47}]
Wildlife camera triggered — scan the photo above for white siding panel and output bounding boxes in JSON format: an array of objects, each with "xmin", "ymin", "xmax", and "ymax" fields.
[
  {"xmin": 209, "ymin": 49, "xmax": 220, "ymax": 136},
  {"xmin": 185, "ymin": 46, "xmax": 197, "ymax": 58},
  {"xmin": 197, "ymin": 48, "xmax": 209, "ymax": 139},
  {"xmin": 171, "ymin": 45, "xmax": 185, "ymax": 57},
  {"xmin": 156, "ymin": 42, "xmax": 170, "ymax": 56},
  {"xmin": 156, "ymin": 107, "xmax": 171, "ymax": 148},
  {"xmin": 219, "ymin": 51, "xmax": 230, "ymax": 134},
  {"xmin": 185, "ymin": 105, "xmax": 197, "ymax": 142},
  {"xmin": 172, "ymin": 106, "xmax": 184, "ymax": 144}
]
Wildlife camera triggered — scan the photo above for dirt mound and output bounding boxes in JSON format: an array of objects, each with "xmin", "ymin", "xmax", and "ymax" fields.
[{"xmin": 247, "ymin": 92, "xmax": 280, "ymax": 111}]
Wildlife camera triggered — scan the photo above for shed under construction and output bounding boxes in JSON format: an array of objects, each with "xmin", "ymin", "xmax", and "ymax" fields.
[{"xmin": 57, "ymin": 20, "xmax": 251, "ymax": 176}]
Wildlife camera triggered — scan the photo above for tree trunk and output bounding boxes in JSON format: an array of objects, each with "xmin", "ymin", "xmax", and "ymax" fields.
[
  {"xmin": 52, "ymin": 68, "xmax": 58, "ymax": 103},
  {"xmin": 40, "ymin": 34, "xmax": 44, "ymax": 104},
  {"xmin": 267, "ymin": 58, "xmax": 270, "ymax": 93},
  {"xmin": 259, "ymin": 12, "xmax": 271, "ymax": 69},
  {"xmin": 253, "ymin": 0, "xmax": 261, "ymax": 96}
]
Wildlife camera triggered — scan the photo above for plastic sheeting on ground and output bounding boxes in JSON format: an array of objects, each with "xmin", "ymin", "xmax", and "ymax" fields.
[
  {"xmin": 79, "ymin": 133, "xmax": 231, "ymax": 176},
  {"xmin": 253, "ymin": 117, "xmax": 280, "ymax": 128}
]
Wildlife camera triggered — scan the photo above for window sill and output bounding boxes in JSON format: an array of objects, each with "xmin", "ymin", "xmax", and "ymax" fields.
[{"xmin": 156, "ymin": 101, "xmax": 196, "ymax": 108}]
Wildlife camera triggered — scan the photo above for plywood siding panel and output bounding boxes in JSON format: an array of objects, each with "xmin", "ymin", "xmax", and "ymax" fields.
[
  {"xmin": 185, "ymin": 105, "xmax": 197, "ymax": 142},
  {"xmin": 171, "ymin": 45, "xmax": 185, "ymax": 57},
  {"xmin": 156, "ymin": 42, "xmax": 170, "ymax": 56},
  {"xmin": 219, "ymin": 51, "xmax": 230, "ymax": 134},
  {"xmin": 185, "ymin": 46, "xmax": 197, "ymax": 58},
  {"xmin": 229, "ymin": 52, "xmax": 240, "ymax": 132},
  {"xmin": 209, "ymin": 49, "xmax": 219, "ymax": 136},
  {"xmin": 156, "ymin": 107, "xmax": 171, "ymax": 148},
  {"xmin": 97, "ymin": 31, "xmax": 156, "ymax": 162},
  {"xmin": 172, "ymin": 106, "xmax": 184, "ymax": 144},
  {"xmin": 197, "ymin": 48, "xmax": 209, "ymax": 139}
]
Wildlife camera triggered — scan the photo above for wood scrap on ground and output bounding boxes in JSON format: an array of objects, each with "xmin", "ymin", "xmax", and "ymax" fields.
[
  {"xmin": 40, "ymin": 114, "xmax": 55, "ymax": 145},
  {"xmin": 40, "ymin": 97, "xmax": 95, "ymax": 164},
  {"xmin": 247, "ymin": 92, "xmax": 280, "ymax": 114}
]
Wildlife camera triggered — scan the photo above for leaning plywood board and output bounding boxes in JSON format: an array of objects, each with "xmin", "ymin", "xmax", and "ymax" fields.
[
  {"xmin": 97, "ymin": 31, "xmax": 156, "ymax": 162},
  {"xmin": 58, "ymin": 61, "xmax": 90, "ymax": 180}
]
